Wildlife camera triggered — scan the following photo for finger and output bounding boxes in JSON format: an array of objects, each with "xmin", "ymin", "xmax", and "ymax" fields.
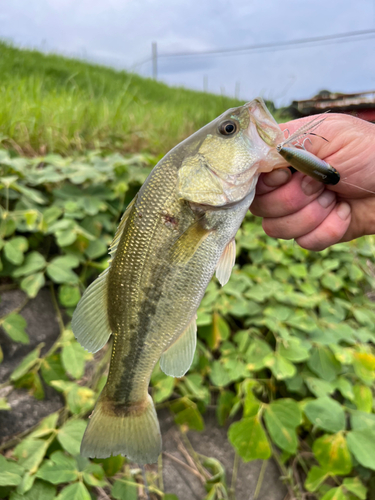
[
  {"xmin": 251, "ymin": 172, "xmax": 324, "ymax": 218},
  {"xmin": 296, "ymin": 201, "xmax": 352, "ymax": 251},
  {"xmin": 255, "ymin": 168, "xmax": 292, "ymax": 195},
  {"xmin": 262, "ymin": 190, "xmax": 337, "ymax": 240}
]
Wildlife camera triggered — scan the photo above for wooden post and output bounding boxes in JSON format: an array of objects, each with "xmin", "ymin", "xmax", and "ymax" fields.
[{"xmin": 152, "ymin": 42, "xmax": 157, "ymax": 80}]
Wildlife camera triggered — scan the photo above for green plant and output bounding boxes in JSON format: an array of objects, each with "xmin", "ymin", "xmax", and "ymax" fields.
[{"xmin": 0, "ymin": 143, "xmax": 375, "ymax": 500}]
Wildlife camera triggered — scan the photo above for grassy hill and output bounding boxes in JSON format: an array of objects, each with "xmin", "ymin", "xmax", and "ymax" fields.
[{"xmin": 0, "ymin": 42, "xmax": 249, "ymax": 156}]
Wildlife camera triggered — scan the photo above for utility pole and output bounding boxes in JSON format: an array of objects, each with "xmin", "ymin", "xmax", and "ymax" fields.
[
  {"xmin": 203, "ymin": 75, "xmax": 208, "ymax": 93},
  {"xmin": 152, "ymin": 42, "xmax": 157, "ymax": 80},
  {"xmin": 235, "ymin": 81, "xmax": 240, "ymax": 100}
]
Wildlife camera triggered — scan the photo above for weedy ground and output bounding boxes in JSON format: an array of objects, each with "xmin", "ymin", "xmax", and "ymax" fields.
[
  {"xmin": 0, "ymin": 41, "xmax": 262, "ymax": 157},
  {"xmin": 0, "ymin": 43, "xmax": 375, "ymax": 500}
]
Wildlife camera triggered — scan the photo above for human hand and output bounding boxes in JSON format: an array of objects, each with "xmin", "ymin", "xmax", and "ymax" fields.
[{"xmin": 250, "ymin": 113, "xmax": 375, "ymax": 251}]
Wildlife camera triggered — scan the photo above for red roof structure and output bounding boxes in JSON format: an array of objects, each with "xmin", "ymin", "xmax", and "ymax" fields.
[{"xmin": 291, "ymin": 90, "xmax": 375, "ymax": 122}]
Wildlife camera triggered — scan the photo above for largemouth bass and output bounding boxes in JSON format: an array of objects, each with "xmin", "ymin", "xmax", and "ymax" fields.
[{"xmin": 72, "ymin": 98, "xmax": 286, "ymax": 464}]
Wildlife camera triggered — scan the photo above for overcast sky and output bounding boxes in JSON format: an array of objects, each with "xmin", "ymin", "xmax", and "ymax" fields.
[{"xmin": 1, "ymin": 0, "xmax": 375, "ymax": 106}]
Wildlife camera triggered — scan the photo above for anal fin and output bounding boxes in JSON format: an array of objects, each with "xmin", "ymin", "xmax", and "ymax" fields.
[
  {"xmin": 160, "ymin": 315, "xmax": 197, "ymax": 378},
  {"xmin": 216, "ymin": 238, "xmax": 236, "ymax": 286}
]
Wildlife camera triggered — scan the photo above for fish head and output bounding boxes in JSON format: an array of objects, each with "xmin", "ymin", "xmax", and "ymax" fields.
[{"xmin": 176, "ymin": 97, "xmax": 285, "ymax": 206}]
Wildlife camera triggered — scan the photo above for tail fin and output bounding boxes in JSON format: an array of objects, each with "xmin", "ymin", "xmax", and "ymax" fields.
[{"xmin": 81, "ymin": 394, "xmax": 161, "ymax": 464}]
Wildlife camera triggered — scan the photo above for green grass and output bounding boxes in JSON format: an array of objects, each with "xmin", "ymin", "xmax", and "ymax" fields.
[{"xmin": 0, "ymin": 41, "xmax": 248, "ymax": 156}]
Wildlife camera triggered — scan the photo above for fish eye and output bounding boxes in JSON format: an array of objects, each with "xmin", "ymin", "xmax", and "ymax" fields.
[{"xmin": 218, "ymin": 120, "xmax": 238, "ymax": 136}]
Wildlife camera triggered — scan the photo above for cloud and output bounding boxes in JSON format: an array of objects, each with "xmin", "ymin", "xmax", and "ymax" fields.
[{"xmin": 1, "ymin": 0, "xmax": 375, "ymax": 105}]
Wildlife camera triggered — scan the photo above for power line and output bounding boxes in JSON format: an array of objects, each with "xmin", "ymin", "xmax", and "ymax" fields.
[{"xmin": 158, "ymin": 28, "xmax": 375, "ymax": 58}]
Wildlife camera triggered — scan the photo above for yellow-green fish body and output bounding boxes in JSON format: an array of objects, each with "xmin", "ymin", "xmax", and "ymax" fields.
[{"xmin": 72, "ymin": 98, "xmax": 284, "ymax": 464}]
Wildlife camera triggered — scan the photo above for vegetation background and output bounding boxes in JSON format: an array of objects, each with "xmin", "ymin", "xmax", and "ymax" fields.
[{"xmin": 0, "ymin": 42, "xmax": 375, "ymax": 500}]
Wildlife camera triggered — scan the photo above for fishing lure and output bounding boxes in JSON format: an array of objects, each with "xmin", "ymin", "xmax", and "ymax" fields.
[{"xmin": 276, "ymin": 114, "xmax": 341, "ymax": 186}]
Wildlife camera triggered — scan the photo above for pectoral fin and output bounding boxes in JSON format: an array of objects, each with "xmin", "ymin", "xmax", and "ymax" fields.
[
  {"xmin": 160, "ymin": 315, "xmax": 197, "ymax": 378},
  {"xmin": 216, "ymin": 239, "xmax": 236, "ymax": 286},
  {"xmin": 170, "ymin": 222, "xmax": 211, "ymax": 265}
]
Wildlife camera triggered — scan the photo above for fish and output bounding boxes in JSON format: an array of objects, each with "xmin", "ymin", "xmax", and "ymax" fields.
[{"xmin": 71, "ymin": 97, "xmax": 296, "ymax": 464}]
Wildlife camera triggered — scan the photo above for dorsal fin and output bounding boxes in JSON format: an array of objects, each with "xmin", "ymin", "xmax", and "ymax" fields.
[
  {"xmin": 109, "ymin": 196, "xmax": 137, "ymax": 258},
  {"xmin": 216, "ymin": 239, "xmax": 236, "ymax": 286},
  {"xmin": 72, "ymin": 197, "xmax": 137, "ymax": 353}
]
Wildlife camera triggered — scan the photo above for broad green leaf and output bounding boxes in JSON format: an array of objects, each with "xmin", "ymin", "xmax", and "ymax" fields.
[
  {"xmin": 153, "ymin": 372, "xmax": 174, "ymax": 403},
  {"xmin": 342, "ymin": 478, "xmax": 367, "ymax": 500},
  {"xmin": 10, "ymin": 345, "xmax": 42, "ymax": 381},
  {"xmin": 353, "ymin": 384, "xmax": 372, "ymax": 412},
  {"xmin": 335, "ymin": 377, "xmax": 354, "ymax": 401},
  {"xmin": 211, "ymin": 312, "xmax": 230, "ymax": 348},
  {"xmin": 313, "ymin": 433, "xmax": 352, "ymax": 474},
  {"xmin": 12, "ymin": 252, "xmax": 46, "ymax": 277},
  {"xmin": 264, "ymin": 352, "xmax": 296, "ymax": 380},
  {"xmin": 66, "ymin": 385, "xmax": 95, "ymax": 415},
  {"xmin": 264, "ymin": 399, "xmax": 302, "ymax": 454},
  {"xmin": 305, "ymin": 466, "xmax": 329, "ymax": 492},
  {"xmin": 228, "ymin": 415, "xmax": 271, "ymax": 462},
  {"xmin": 29, "ymin": 413, "xmax": 59, "ymax": 438},
  {"xmin": 10, "ymin": 480, "xmax": 56, "ymax": 500},
  {"xmin": 3, "ymin": 236, "xmax": 28, "ymax": 265},
  {"xmin": 56, "ymin": 482, "xmax": 91, "ymax": 500},
  {"xmin": 289, "ymin": 263, "xmax": 307, "ymax": 278},
  {"xmin": 170, "ymin": 398, "xmax": 204, "ymax": 431},
  {"xmin": 111, "ymin": 478, "xmax": 138, "ymax": 500},
  {"xmin": 85, "ymin": 239, "xmax": 108, "ymax": 260},
  {"xmin": 321, "ymin": 272, "xmax": 344, "ymax": 291},
  {"xmin": 350, "ymin": 410, "xmax": 375, "ymax": 431},
  {"xmin": 210, "ymin": 361, "xmax": 230, "ymax": 387},
  {"xmin": 14, "ymin": 438, "xmax": 50, "ymax": 474},
  {"xmin": 57, "ymin": 419, "xmax": 87, "ymax": 456},
  {"xmin": 46, "ymin": 255, "xmax": 79, "ymax": 284},
  {"xmin": 58, "ymin": 285, "xmax": 81, "ymax": 307},
  {"xmin": 279, "ymin": 338, "xmax": 310, "ymax": 362},
  {"xmin": 352, "ymin": 353, "xmax": 375, "ymax": 384},
  {"xmin": 304, "ymin": 397, "xmax": 345, "ymax": 433},
  {"xmin": 15, "ymin": 184, "xmax": 47, "ymax": 205},
  {"xmin": 243, "ymin": 380, "xmax": 261, "ymax": 417},
  {"xmin": 15, "ymin": 471, "xmax": 35, "ymax": 495},
  {"xmin": 245, "ymin": 338, "xmax": 272, "ymax": 371},
  {"xmin": 2, "ymin": 313, "xmax": 29, "ymax": 343},
  {"xmin": 36, "ymin": 451, "xmax": 78, "ymax": 484},
  {"xmin": 20, "ymin": 272, "xmax": 45, "ymax": 298},
  {"xmin": 307, "ymin": 346, "xmax": 341, "ymax": 382},
  {"xmin": 56, "ymin": 229, "xmax": 77, "ymax": 247},
  {"xmin": 321, "ymin": 487, "xmax": 346, "ymax": 500},
  {"xmin": 347, "ymin": 429, "xmax": 375, "ymax": 470},
  {"xmin": 216, "ymin": 390, "xmax": 235, "ymax": 426},
  {"xmin": 183, "ymin": 373, "xmax": 209, "ymax": 401},
  {"xmin": 41, "ymin": 354, "xmax": 68, "ymax": 385},
  {"xmin": 0, "ymin": 455, "xmax": 24, "ymax": 486},
  {"xmin": 61, "ymin": 342, "xmax": 87, "ymax": 379},
  {"xmin": 352, "ymin": 351, "xmax": 375, "ymax": 370},
  {"xmin": 305, "ymin": 377, "xmax": 335, "ymax": 398},
  {"xmin": 98, "ymin": 456, "xmax": 125, "ymax": 477}
]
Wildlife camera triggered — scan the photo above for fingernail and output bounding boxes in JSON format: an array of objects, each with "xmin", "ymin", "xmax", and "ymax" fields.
[
  {"xmin": 301, "ymin": 176, "xmax": 323, "ymax": 196},
  {"xmin": 263, "ymin": 168, "xmax": 290, "ymax": 187},
  {"xmin": 337, "ymin": 201, "xmax": 351, "ymax": 220},
  {"xmin": 318, "ymin": 190, "xmax": 336, "ymax": 208}
]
